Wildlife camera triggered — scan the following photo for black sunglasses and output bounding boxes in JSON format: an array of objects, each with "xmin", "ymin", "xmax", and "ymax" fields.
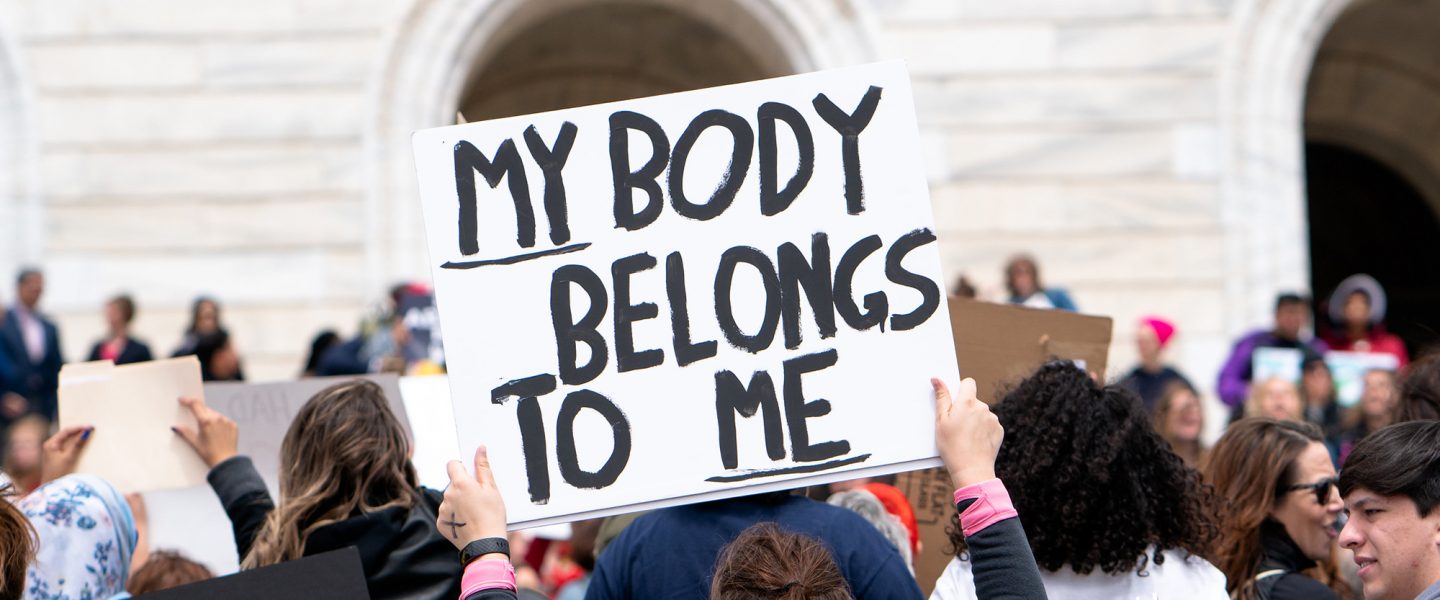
[{"xmin": 1281, "ymin": 477, "xmax": 1338, "ymax": 505}]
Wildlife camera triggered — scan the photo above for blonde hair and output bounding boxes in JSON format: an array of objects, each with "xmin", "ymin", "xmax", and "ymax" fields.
[
  {"xmin": 1245, "ymin": 376, "xmax": 1303, "ymax": 421},
  {"xmin": 242, "ymin": 380, "xmax": 416, "ymax": 568}
]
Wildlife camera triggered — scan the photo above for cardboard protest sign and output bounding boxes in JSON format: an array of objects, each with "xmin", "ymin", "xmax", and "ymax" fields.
[
  {"xmin": 895, "ymin": 467, "xmax": 957, "ymax": 596},
  {"xmin": 901, "ymin": 299, "xmax": 1115, "ymax": 593},
  {"xmin": 139, "ymin": 546, "xmax": 369, "ymax": 600},
  {"xmin": 413, "ymin": 61, "xmax": 959, "ymax": 527},
  {"xmin": 204, "ymin": 375, "xmax": 410, "ymax": 494},
  {"xmin": 58, "ymin": 357, "xmax": 209, "ymax": 494},
  {"xmin": 947, "ymin": 297, "xmax": 1112, "ymax": 404}
]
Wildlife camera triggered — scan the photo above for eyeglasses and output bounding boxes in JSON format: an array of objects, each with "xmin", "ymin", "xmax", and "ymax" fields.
[{"xmin": 1282, "ymin": 477, "xmax": 1338, "ymax": 505}]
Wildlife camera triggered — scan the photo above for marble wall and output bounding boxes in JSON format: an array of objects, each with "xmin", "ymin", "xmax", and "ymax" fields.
[{"xmin": 0, "ymin": 0, "xmax": 1362, "ymax": 412}]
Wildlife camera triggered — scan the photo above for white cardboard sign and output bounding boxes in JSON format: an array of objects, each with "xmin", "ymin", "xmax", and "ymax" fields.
[{"xmin": 413, "ymin": 62, "xmax": 959, "ymax": 528}]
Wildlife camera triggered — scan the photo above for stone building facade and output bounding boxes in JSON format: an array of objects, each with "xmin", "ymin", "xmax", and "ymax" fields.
[{"xmin": 0, "ymin": 0, "xmax": 1435, "ymax": 405}]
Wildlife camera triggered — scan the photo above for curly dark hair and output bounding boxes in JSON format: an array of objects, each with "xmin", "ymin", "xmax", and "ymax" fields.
[{"xmin": 948, "ymin": 362, "xmax": 1220, "ymax": 575}]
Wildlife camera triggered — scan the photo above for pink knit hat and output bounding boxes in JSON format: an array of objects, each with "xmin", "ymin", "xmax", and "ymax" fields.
[{"xmin": 1140, "ymin": 316, "xmax": 1176, "ymax": 349}]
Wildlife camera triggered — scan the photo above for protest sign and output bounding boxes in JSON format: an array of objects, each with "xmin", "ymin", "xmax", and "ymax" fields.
[
  {"xmin": 895, "ymin": 467, "xmax": 956, "ymax": 595},
  {"xmin": 1252, "ymin": 346, "xmax": 1304, "ymax": 387},
  {"xmin": 205, "ymin": 375, "xmax": 410, "ymax": 494},
  {"xmin": 413, "ymin": 61, "xmax": 959, "ymax": 527},
  {"xmin": 947, "ymin": 297, "xmax": 1113, "ymax": 405},
  {"xmin": 58, "ymin": 357, "xmax": 209, "ymax": 494},
  {"xmin": 398, "ymin": 375, "xmax": 462, "ymax": 491},
  {"xmin": 1326, "ymin": 350, "xmax": 1400, "ymax": 408},
  {"xmin": 140, "ymin": 547, "xmax": 369, "ymax": 600}
]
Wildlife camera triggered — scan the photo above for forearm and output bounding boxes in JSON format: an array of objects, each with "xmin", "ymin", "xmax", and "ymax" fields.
[
  {"xmin": 206, "ymin": 456, "xmax": 274, "ymax": 558},
  {"xmin": 955, "ymin": 479, "xmax": 1047, "ymax": 600}
]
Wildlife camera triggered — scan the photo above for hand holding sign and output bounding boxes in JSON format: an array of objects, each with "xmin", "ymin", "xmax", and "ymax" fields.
[
  {"xmin": 173, "ymin": 396, "xmax": 239, "ymax": 468},
  {"xmin": 933, "ymin": 377, "xmax": 1002, "ymax": 490},
  {"xmin": 40, "ymin": 425, "xmax": 94, "ymax": 484},
  {"xmin": 438, "ymin": 445, "xmax": 508, "ymax": 553}
]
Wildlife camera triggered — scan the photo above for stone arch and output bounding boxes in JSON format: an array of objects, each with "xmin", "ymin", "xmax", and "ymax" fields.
[
  {"xmin": 0, "ymin": 24, "xmax": 38, "ymax": 277},
  {"xmin": 363, "ymin": 0, "xmax": 878, "ymax": 288},
  {"xmin": 1217, "ymin": 0, "xmax": 1356, "ymax": 331},
  {"xmin": 1304, "ymin": 0, "xmax": 1440, "ymax": 219}
]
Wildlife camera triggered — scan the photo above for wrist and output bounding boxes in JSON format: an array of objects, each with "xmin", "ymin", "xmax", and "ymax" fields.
[
  {"xmin": 948, "ymin": 466, "xmax": 997, "ymax": 490},
  {"xmin": 207, "ymin": 450, "xmax": 238, "ymax": 468}
]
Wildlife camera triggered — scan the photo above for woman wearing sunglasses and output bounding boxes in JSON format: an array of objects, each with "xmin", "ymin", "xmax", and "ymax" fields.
[{"xmin": 1204, "ymin": 418, "xmax": 1347, "ymax": 599}]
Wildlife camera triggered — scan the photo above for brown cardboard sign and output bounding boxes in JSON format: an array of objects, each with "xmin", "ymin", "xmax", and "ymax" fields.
[
  {"xmin": 948, "ymin": 297, "xmax": 1112, "ymax": 404},
  {"xmin": 903, "ymin": 298, "xmax": 1113, "ymax": 593}
]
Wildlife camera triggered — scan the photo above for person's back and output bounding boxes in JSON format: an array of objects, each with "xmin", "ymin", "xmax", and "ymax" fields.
[
  {"xmin": 179, "ymin": 379, "xmax": 460, "ymax": 599},
  {"xmin": 587, "ymin": 492, "xmax": 922, "ymax": 599},
  {"xmin": 934, "ymin": 546, "xmax": 1221, "ymax": 600},
  {"xmin": 932, "ymin": 363, "xmax": 1225, "ymax": 599}
]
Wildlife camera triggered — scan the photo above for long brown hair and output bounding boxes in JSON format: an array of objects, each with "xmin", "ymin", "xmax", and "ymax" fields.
[
  {"xmin": 710, "ymin": 522, "xmax": 851, "ymax": 600},
  {"xmin": 1, "ymin": 483, "xmax": 36, "ymax": 600},
  {"xmin": 242, "ymin": 380, "xmax": 417, "ymax": 568},
  {"xmin": 1202, "ymin": 419, "xmax": 1342, "ymax": 599}
]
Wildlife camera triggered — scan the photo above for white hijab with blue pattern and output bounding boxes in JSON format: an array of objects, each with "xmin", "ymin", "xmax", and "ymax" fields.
[{"xmin": 19, "ymin": 474, "xmax": 136, "ymax": 600}]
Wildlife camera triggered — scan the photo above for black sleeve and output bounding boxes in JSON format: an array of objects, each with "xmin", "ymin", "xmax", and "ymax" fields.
[
  {"xmin": 207, "ymin": 456, "xmax": 275, "ymax": 559},
  {"xmin": 1270, "ymin": 573, "xmax": 1340, "ymax": 600},
  {"xmin": 956, "ymin": 499, "xmax": 1049, "ymax": 600}
]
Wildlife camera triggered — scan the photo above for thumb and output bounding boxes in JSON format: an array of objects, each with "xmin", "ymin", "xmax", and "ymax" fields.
[
  {"xmin": 445, "ymin": 459, "xmax": 468, "ymax": 486},
  {"xmin": 932, "ymin": 378, "xmax": 953, "ymax": 417},
  {"xmin": 473, "ymin": 445, "xmax": 496, "ymax": 486}
]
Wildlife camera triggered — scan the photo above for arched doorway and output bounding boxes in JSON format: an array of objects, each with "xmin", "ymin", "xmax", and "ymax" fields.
[
  {"xmin": 1304, "ymin": 0, "xmax": 1440, "ymax": 357},
  {"xmin": 1305, "ymin": 144, "xmax": 1440, "ymax": 357},
  {"xmin": 365, "ymin": 0, "xmax": 876, "ymax": 289},
  {"xmin": 458, "ymin": 3, "xmax": 777, "ymax": 122}
]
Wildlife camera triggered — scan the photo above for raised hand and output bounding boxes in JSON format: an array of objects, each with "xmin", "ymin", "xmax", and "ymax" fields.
[
  {"xmin": 172, "ymin": 396, "xmax": 239, "ymax": 468},
  {"xmin": 437, "ymin": 445, "xmax": 508, "ymax": 552},
  {"xmin": 933, "ymin": 377, "xmax": 1004, "ymax": 489}
]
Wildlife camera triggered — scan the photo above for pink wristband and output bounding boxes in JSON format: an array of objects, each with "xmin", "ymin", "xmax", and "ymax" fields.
[
  {"xmin": 954, "ymin": 478, "xmax": 1019, "ymax": 538},
  {"xmin": 460, "ymin": 559, "xmax": 516, "ymax": 598}
]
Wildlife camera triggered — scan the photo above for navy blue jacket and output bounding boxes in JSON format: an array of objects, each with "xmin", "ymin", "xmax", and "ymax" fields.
[
  {"xmin": 0, "ymin": 307, "xmax": 63, "ymax": 421},
  {"xmin": 586, "ymin": 493, "xmax": 923, "ymax": 600}
]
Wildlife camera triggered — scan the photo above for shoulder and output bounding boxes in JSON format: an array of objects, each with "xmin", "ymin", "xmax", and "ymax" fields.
[
  {"xmin": 930, "ymin": 556, "xmax": 977, "ymax": 600},
  {"xmin": 1149, "ymin": 550, "xmax": 1228, "ymax": 594}
]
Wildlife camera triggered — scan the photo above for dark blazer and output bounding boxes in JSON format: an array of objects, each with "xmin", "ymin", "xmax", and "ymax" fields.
[
  {"xmin": 87, "ymin": 337, "xmax": 155, "ymax": 365},
  {"xmin": 0, "ymin": 307, "xmax": 64, "ymax": 421}
]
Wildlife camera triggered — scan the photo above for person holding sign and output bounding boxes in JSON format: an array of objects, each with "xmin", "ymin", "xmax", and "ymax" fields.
[
  {"xmin": 438, "ymin": 376, "xmax": 1047, "ymax": 600},
  {"xmin": 933, "ymin": 363, "xmax": 1225, "ymax": 599},
  {"xmin": 174, "ymin": 380, "xmax": 461, "ymax": 599}
]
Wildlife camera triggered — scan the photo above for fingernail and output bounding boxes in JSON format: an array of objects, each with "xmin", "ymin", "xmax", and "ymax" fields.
[
  {"xmin": 81, "ymin": 429, "xmax": 91, "ymax": 441},
  {"xmin": 170, "ymin": 426, "xmax": 177, "ymax": 433}
]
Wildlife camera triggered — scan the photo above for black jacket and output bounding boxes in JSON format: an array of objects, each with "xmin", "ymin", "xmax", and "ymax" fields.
[
  {"xmin": 1255, "ymin": 520, "xmax": 1339, "ymax": 600},
  {"xmin": 86, "ymin": 337, "xmax": 154, "ymax": 365},
  {"xmin": 209, "ymin": 456, "xmax": 462, "ymax": 600}
]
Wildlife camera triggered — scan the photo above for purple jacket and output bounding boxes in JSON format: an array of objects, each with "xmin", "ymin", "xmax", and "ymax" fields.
[{"xmin": 1216, "ymin": 330, "xmax": 1328, "ymax": 408}]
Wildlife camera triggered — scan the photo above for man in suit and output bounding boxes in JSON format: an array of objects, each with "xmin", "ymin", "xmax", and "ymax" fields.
[{"xmin": 1, "ymin": 268, "xmax": 64, "ymax": 423}]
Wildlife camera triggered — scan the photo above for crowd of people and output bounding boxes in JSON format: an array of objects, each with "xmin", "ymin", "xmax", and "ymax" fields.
[{"xmin": 0, "ymin": 255, "xmax": 1437, "ymax": 599}]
